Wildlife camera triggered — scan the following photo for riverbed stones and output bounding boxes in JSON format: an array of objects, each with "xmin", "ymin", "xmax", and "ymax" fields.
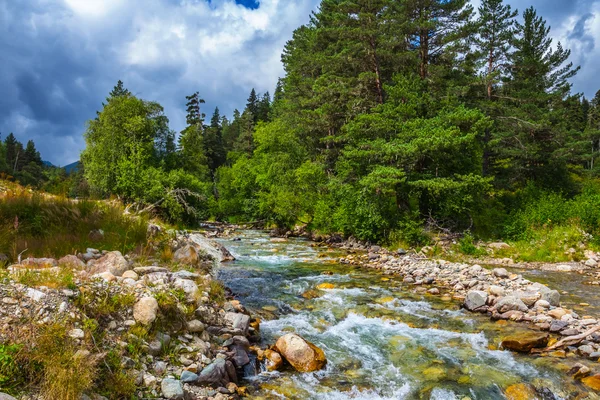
[
  {"xmin": 501, "ymin": 332, "xmax": 549, "ymax": 353},
  {"xmin": 489, "ymin": 285, "xmax": 505, "ymax": 296},
  {"xmin": 464, "ymin": 290, "xmax": 488, "ymax": 311},
  {"xmin": 180, "ymin": 370, "xmax": 199, "ymax": 383},
  {"xmin": 504, "ymin": 383, "xmax": 536, "ymax": 400},
  {"xmin": 274, "ymin": 333, "xmax": 327, "ymax": 372},
  {"xmin": 133, "ymin": 296, "xmax": 159, "ymax": 325},
  {"xmin": 161, "ymin": 378, "xmax": 184, "ymax": 400},
  {"xmin": 87, "ymin": 251, "xmax": 129, "ymax": 277}
]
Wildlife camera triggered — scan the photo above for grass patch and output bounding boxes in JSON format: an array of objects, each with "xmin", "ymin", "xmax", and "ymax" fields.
[
  {"xmin": 13, "ymin": 267, "xmax": 77, "ymax": 290},
  {"xmin": 75, "ymin": 287, "xmax": 136, "ymax": 321},
  {"xmin": 209, "ymin": 280, "xmax": 226, "ymax": 304},
  {"xmin": 0, "ymin": 183, "xmax": 148, "ymax": 261}
]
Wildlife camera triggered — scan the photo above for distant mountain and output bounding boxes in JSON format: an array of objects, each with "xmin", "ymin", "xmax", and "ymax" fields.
[
  {"xmin": 64, "ymin": 161, "xmax": 80, "ymax": 174},
  {"xmin": 42, "ymin": 160, "xmax": 55, "ymax": 167}
]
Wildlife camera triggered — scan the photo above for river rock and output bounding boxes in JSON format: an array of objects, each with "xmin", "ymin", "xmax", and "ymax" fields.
[
  {"xmin": 489, "ymin": 285, "xmax": 505, "ymax": 296},
  {"xmin": 489, "ymin": 242, "xmax": 510, "ymax": 250},
  {"xmin": 464, "ymin": 290, "xmax": 488, "ymax": 311},
  {"xmin": 197, "ymin": 358, "xmax": 234, "ymax": 387},
  {"xmin": 496, "ymin": 296, "xmax": 529, "ymax": 313},
  {"xmin": 582, "ymin": 374, "xmax": 600, "ymax": 391},
  {"xmin": 274, "ymin": 333, "xmax": 327, "ymax": 372},
  {"xmin": 264, "ymin": 349, "xmax": 283, "ymax": 372},
  {"xmin": 224, "ymin": 312, "xmax": 250, "ymax": 333},
  {"xmin": 492, "ymin": 268, "xmax": 510, "ymax": 278},
  {"xmin": 161, "ymin": 378, "xmax": 184, "ymax": 400},
  {"xmin": 133, "ymin": 297, "xmax": 159, "ymax": 325},
  {"xmin": 87, "ymin": 251, "xmax": 129, "ymax": 277},
  {"xmin": 504, "ymin": 383, "xmax": 536, "ymax": 400},
  {"xmin": 0, "ymin": 394, "xmax": 18, "ymax": 400},
  {"xmin": 578, "ymin": 345, "xmax": 595, "ymax": 357},
  {"xmin": 585, "ymin": 259, "xmax": 598, "ymax": 267},
  {"xmin": 122, "ymin": 270, "xmax": 139, "ymax": 280},
  {"xmin": 549, "ymin": 320, "xmax": 569, "ymax": 332},
  {"xmin": 548, "ymin": 308, "xmax": 567, "ymax": 319},
  {"xmin": 512, "ymin": 291, "xmax": 540, "ymax": 307},
  {"xmin": 501, "ymin": 332, "xmax": 549, "ymax": 353}
]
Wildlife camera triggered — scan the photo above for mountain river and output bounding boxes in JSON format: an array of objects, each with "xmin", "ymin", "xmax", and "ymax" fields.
[{"xmin": 216, "ymin": 230, "xmax": 596, "ymax": 400}]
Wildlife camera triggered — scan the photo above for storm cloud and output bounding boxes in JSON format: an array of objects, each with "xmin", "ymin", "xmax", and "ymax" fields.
[{"xmin": 1, "ymin": 0, "xmax": 599, "ymax": 164}]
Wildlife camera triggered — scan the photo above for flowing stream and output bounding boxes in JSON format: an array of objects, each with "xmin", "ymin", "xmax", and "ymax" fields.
[{"xmin": 216, "ymin": 230, "xmax": 590, "ymax": 400}]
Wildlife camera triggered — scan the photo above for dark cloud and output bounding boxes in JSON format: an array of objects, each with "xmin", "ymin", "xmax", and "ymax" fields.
[{"xmin": 1, "ymin": 0, "xmax": 598, "ymax": 165}]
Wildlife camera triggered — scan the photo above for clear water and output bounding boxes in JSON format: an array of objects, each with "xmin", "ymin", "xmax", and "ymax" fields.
[{"xmin": 216, "ymin": 231, "xmax": 590, "ymax": 400}]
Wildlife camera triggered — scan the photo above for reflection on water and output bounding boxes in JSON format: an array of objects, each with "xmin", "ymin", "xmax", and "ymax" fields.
[{"xmin": 217, "ymin": 231, "xmax": 585, "ymax": 399}]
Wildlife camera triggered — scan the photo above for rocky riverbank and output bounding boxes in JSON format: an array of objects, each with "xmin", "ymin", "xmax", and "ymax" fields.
[{"xmin": 0, "ymin": 231, "xmax": 259, "ymax": 400}]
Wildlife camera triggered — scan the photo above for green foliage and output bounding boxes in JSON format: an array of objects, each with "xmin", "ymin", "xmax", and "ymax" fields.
[{"xmin": 0, "ymin": 343, "xmax": 22, "ymax": 394}]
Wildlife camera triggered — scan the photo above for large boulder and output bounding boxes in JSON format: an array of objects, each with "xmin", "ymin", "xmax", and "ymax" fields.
[
  {"xmin": 0, "ymin": 393, "xmax": 18, "ymax": 400},
  {"xmin": 501, "ymin": 332, "xmax": 549, "ymax": 353},
  {"xmin": 464, "ymin": 291, "xmax": 488, "ymax": 311},
  {"xmin": 495, "ymin": 296, "xmax": 529, "ymax": 313},
  {"xmin": 88, "ymin": 251, "xmax": 129, "ymax": 277},
  {"xmin": 173, "ymin": 245, "xmax": 201, "ymax": 266},
  {"xmin": 188, "ymin": 234, "xmax": 235, "ymax": 262},
  {"xmin": 22, "ymin": 257, "xmax": 57, "ymax": 268},
  {"xmin": 133, "ymin": 297, "xmax": 159, "ymax": 325},
  {"xmin": 274, "ymin": 333, "xmax": 327, "ymax": 372}
]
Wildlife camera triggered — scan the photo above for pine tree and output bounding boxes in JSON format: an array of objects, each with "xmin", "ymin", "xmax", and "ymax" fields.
[
  {"xmin": 184, "ymin": 92, "xmax": 206, "ymax": 127},
  {"xmin": 257, "ymin": 92, "xmax": 271, "ymax": 122},
  {"xmin": 108, "ymin": 80, "xmax": 131, "ymax": 99},
  {"xmin": 474, "ymin": 0, "xmax": 518, "ymax": 100},
  {"xmin": 178, "ymin": 92, "xmax": 209, "ymax": 178},
  {"xmin": 245, "ymin": 89, "xmax": 259, "ymax": 122},
  {"xmin": 495, "ymin": 7, "xmax": 580, "ymax": 187},
  {"xmin": 24, "ymin": 140, "xmax": 42, "ymax": 166},
  {"xmin": 204, "ymin": 107, "xmax": 226, "ymax": 176},
  {"xmin": 4, "ymin": 133, "xmax": 23, "ymax": 173},
  {"xmin": 402, "ymin": 0, "xmax": 474, "ymax": 80}
]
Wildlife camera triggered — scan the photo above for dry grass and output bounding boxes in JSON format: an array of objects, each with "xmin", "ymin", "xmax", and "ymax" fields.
[{"xmin": 0, "ymin": 182, "xmax": 148, "ymax": 261}]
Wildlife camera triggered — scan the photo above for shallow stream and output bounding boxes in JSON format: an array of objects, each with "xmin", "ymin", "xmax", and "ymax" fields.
[{"xmin": 217, "ymin": 231, "xmax": 594, "ymax": 399}]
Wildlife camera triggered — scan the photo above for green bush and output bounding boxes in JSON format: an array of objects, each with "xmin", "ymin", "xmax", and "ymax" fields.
[{"xmin": 0, "ymin": 343, "xmax": 22, "ymax": 394}]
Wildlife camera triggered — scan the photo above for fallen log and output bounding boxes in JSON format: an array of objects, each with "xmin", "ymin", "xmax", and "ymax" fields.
[{"xmin": 534, "ymin": 325, "xmax": 600, "ymax": 353}]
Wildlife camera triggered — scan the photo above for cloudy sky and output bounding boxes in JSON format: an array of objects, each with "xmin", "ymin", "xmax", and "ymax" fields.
[{"xmin": 1, "ymin": 0, "xmax": 599, "ymax": 165}]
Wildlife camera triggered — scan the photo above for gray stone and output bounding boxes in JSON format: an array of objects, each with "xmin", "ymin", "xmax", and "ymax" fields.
[
  {"xmin": 0, "ymin": 393, "xmax": 18, "ymax": 400},
  {"xmin": 148, "ymin": 340, "xmax": 162, "ymax": 356},
  {"xmin": 495, "ymin": 296, "xmax": 529, "ymax": 313},
  {"xmin": 172, "ymin": 278, "xmax": 199, "ymax": 302},
  {"xmin": 549, "ymin": 320, "xmax": 569, "ymax": 332},
  {"xmin": 464, "ymin": 290, "xmax": 488, "ymax": 311},
  {"xmin": 589, "ymin": 352, "xmax": 600, "ymax": 359},
  {"xmin": 492, "ymin": 268, "xmax": 510, "ymax": 278},
  {"xmin": 180, "ymin": 370, "xmax": 199, "ymax": 383},
  {"xmin": 512, "ymin": 291, "xmax": 541, "ymax": 307},
  {"xmin": 154, "ymin": 361, "xmax": 167, "ymax": 375},
  {"xmin": 224, "ymin": 312, "xmax": 250, "ymax": 333},
  {"xmin": 161, "ymin": 378, "xmax": 184, "ymax": 400},
  {"xmin": 579, "ymin": 345, "xmax": 595, "ymax": 357},
  {"xmin": 197, "ymin": 358, "xmax": 230, "ymax": 387},
  {"xmin": 187, "ymin": 319, "xmax": 205, "ymax": 333}
]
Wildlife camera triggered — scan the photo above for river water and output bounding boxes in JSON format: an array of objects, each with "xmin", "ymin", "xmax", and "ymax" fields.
[{"xmin": 216, "ymin": 230, "xmax": 592, "ymax": 400}]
